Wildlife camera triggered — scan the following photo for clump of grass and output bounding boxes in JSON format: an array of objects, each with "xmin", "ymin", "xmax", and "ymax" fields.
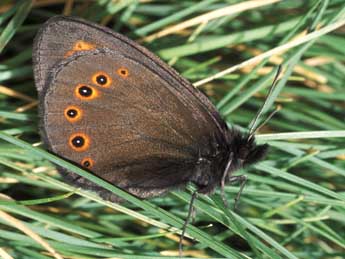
[{"xmin": 0, "ymin": 1, "xmax": 344, "ymax": 259}]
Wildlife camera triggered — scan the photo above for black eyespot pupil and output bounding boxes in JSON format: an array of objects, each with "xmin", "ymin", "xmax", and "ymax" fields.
[
  {"xmin": 121, "ymin": 70, "xmax": 126, "ymax": 75},
  {"xmin": 79, "ymin": 86, "xmax": 92, "ymax": 97},
  {"xmin": 83, "ymin": 160, "xmax": 90, "ymax": 167},
  {"xmin": 72, "ymin": 136, "xmax": 84, "ymax": 147},
  {"xmin": 67, "ymin": 109, "xmax": 77, "ymax": 118},
  {"xmin": 96, "ymin": 75, "xmax": 107, "ymax": 85}
]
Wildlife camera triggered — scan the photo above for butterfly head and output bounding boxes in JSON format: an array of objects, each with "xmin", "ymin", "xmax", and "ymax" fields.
[{"xmin": 228, "ymin": 129, "xmax": 268, "ymax": 168}]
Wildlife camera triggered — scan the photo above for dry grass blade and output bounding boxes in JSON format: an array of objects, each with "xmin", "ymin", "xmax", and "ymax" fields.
[
  {"xmin": 235, "ymin": 45, "xmax": 328, "ymax": 84},
  {"xmin": 0, "ymin": 201, "xmax": 64, "ymax": 259},
  {"xmin": 194, "ymin": 18, "xmax": 345, "ymax": 86},
  {"xmin": 0, "ymin": 248, "xmax": 14, "ymax": 259},
  {"xmin": 62, "ymin": 0, "xmax": 74, "ymax": 15},
  {"xmin": 0, "ymin": 85, "xmax": 36, "ymax": 102},
  {"xmin": 143, "ymin": 0, "xmax": 281, "ymax": 42}
]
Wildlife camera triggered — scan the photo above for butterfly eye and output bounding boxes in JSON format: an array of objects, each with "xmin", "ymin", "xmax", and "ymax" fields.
[
  {"xmin": 117, "ymin": 68, "xmax": 129, "ymax": 78},
  {"xmin": 75, "ymin": 84, "xmax": 99, "ymax": 100},
  {"xmin": 92, "ymin": 72, "xmax": 112, "ymax": 87},
  {"xmin": 81, "ymin": 157, "xmax": 94, "ymax": 168},
  {"xmin": 69, "ymin": 133, "xmax": 90, "ymax": 152},
  {"xmin": 64, "ymin": 106, "xmax": 82, "ymax": 122}
]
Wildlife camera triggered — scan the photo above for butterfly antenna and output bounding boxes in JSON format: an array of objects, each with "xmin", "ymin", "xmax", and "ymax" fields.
[
  {"xmin": 179, "ymin": 190, "xmax": 198, "ymax": 257},
  {"xmin": 248, "ymin": 65, "xmax": 282, "ymax": 139},
  {"xmin": 252, "ymin": 104, "xmax": 281, "ymax": 135}
]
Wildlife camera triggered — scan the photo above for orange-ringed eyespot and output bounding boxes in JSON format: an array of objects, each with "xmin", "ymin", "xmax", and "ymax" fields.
[
  {"xmin": 81, "ymin": 157, "xmax": 94, "ymax": 168},
  {"xmin": 64, "ymin": 106, "xmax": 82, "ymax": 123},
  {"xmin": 67, "ymin": 109, "xmax": 77, "ymax": 118},
  {"xmin": 75, "ymin": 84, "xmax": 98, "ymax": 100},
  {"xmin": 92, "ymin": 72, "xmax": 111, "ymax": 87},
  {"xmin": 69, "ymin": 133, "xmax": 90, "ymax": 152},
  {"xmin": 79, "ymin": 86, "xmax": 92, "ymax": 97},
  {"xmin": 72, "ymin": 136, "xmax": 84, "ymax": 148},
  {"xmin": 96, "ymin": 75, "xmax": 107, "ymax": 85},
  {"xmin": 117, "ymin": 68, "xmax": 129, "ymax": 78}
]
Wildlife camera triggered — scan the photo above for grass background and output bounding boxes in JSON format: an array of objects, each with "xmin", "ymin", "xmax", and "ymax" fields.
[{"xmin": 0, "ymin": 0, "xmax": 345, "ymax": 258}]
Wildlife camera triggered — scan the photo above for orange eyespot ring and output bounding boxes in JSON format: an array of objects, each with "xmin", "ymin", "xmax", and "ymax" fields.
[
  {"xmin": 64, "ymin": 106, "xmax": 82, "ymax": 123},
  {"xmin": 81, "ymin": 157, "xmax": 94, "ymax": 169},
  {"xmin": 64, "ymin": 41, "xmax": 96, "ymax": 58},
  {"xmin": 75, "ymin": 84, "xmax": 99, "ymax": 100},
  {"xmin": 117, "ymin": 67, "xmax": 129, "ymax": 78},
  {"xmin": 68, "ymin": 133, "xmax": 90, "ymax": 152},
  {"xmin": 74, "ymin": 41, "xmax": 95, "ymax": 50},
  {"xmin": 92, "ymin": 71, "xmax": 112, "ymax": 88}
]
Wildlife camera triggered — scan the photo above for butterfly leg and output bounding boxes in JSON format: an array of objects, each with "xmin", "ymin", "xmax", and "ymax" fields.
[
  {"xmin": 228, "ymin": 175, "xmax": 247, "ymax": 210},
  {"xmin": 179, "ymin": 190, "xmax": 198, "ymax": 257},
  {"xmin": 220, "ymin": 153, "xmax": 233, "ymax": 208}
]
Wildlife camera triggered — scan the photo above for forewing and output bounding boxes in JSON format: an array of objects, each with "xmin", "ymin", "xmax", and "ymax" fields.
[
  {"xmin": 33, "ymin": 16, "xmax": 227, "ymax": 133},
  {"xmin": 41, "ymin": 49, "xmax": 225, "ymax": 198}
]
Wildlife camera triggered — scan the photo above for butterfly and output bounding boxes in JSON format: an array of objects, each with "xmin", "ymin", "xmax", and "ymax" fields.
[{"xmin": 33, "ymin": 15, "xmax": 268, "ymax": 205}]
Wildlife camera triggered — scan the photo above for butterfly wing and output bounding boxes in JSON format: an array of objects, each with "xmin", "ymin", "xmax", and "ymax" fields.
[
  {"xmin": 34, "ymin": 17, "xmax": 230, "ymax": 200},
  {"xmin": 33, "ymin": 16, "xmax": 227, "ymax": 131}
]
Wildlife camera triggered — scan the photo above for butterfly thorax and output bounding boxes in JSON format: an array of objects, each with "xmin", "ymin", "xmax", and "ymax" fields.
[{"xmin": 191, "ymin": 128, "xmax": 268, "ymax": 194}]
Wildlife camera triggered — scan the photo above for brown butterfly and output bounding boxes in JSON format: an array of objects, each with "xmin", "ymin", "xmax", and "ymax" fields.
[{"xmin": 33, "ymin": 15, "xmax": 268, "ymax": 206}]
